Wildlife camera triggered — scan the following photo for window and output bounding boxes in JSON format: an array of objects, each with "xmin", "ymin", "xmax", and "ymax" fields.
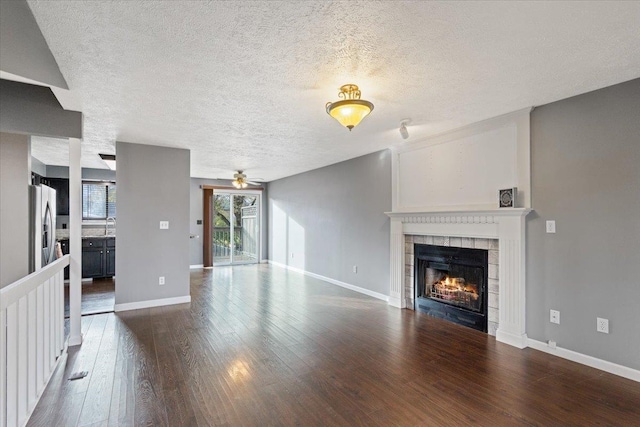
[{"xmin": 82, "ymin": 182, "xmax": 116, "ymax": 219}]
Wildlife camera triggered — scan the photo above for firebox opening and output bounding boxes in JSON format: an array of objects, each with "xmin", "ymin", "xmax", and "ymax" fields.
[
  {"xmin": 415, "ymin": 244, "xmax": 488, "ymax": 332},
  {"xmin": 424, "ymin": 264, "xmax": 483, "ymax": 313}
]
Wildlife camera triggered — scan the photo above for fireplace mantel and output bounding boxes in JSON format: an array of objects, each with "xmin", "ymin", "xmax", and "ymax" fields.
[{"xmin": 385, "ymin": 208, "xmax": 533, "ymax": 348}]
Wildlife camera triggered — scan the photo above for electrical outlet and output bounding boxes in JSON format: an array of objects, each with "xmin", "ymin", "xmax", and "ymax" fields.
[
  {"xmin": 291, "ymin": 252, "xmax": 294, "ymax": 258},
  {"xmin": 597, "ymin": 317, "xmax": 609, "ymax": 334},
  {"xmin": 353, "ymin": 265, "xmax": 357, "ymax": 274},
  {"xmin": 550, "ymin": 309, "xmax": 560, "ymax": 324},
  {"xmin": 159, "ymin": 276, "xmax": 165, "ymax": 285},
  {"xmin": 159, "ymin": 221, "xmax": 169, "ymax": 229},
  {"xmin": 546, "ymin": 220, "xmax": 556, "ymax": 233}
]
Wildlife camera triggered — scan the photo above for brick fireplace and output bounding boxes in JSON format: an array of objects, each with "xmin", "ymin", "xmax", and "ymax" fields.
[{"xmin": 386, "ymin": 209, "xmax": 532, "ymax": 348}]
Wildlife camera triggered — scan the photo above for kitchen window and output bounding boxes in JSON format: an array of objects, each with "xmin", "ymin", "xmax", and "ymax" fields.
[{"xmin": 82, "ymin": 182, "xmax": 116, "ymax": 219}]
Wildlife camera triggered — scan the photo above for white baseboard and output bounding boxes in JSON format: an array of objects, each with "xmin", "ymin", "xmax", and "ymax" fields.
[
  {"xmin": 527, "ymin": 338, "xmax": 640, "ymax": 383},
  {"xmin": 496, "ymin": 330, "xmax": 529, "ymax": 349},
  {"xmin": 388, "ymin": 295, "xmax": 404, "ymax": 308},
  {"xmin": 268, "ymin": 260, "xmax": 389, "ymax": 302},
  {"xmin": 114, "ymin": 295, "xmax": 191, "ymax": 312},
  {"xmin": 189, "ymin": 264, "xmax": 204, "ymax": 269}
]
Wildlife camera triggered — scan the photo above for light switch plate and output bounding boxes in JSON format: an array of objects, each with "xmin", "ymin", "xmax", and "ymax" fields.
[
  {"xmin": 546, "ymin": 220, "xmax": 556, "ymax": 233},
  {"xmin": 160, "ymin": 221, "xmax": 169, "ymax": 229}
]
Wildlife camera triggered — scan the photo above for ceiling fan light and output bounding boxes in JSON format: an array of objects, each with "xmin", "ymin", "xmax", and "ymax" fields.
[{"xmin": 326, "ymin": 84, "xmax": 374, "ymax": 131}]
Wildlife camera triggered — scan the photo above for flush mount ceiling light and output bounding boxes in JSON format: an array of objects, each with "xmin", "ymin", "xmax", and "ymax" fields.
[
  {"xmin": 99, "ymin": 153, "xmax": 116, "ymax": 170},
  {"xmin": 325, "ymin": 84, "xmax": 374, "ymax": 131}
]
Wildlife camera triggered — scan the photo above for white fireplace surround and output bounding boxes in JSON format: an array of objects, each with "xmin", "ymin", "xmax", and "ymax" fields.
[{"xmin": 386, "ymin": 209, "xmax": 532, "ymax": 348}]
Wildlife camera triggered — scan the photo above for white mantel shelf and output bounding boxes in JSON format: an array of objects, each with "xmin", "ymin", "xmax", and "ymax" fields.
[
  {"xmin": 385, "ymin": 207, "xmax": 533, "ymax": 349},
  {"xmin": 386, "ymin": 208, "xmax": 532, "ymax": 220}
]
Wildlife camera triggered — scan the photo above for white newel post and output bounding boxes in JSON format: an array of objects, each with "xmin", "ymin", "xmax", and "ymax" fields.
[
  {"xmin": 388, "ymin": 217, "xmax": 405, "ymax": 308},
  {"xmin": 68, "ymin": 138, "xmax": 83, "ymax": 346}
]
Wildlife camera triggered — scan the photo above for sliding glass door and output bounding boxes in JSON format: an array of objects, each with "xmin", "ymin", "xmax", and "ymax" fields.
[{"xmin": 213, "ymin": 191, "xmax": 260, "ymax": 265}]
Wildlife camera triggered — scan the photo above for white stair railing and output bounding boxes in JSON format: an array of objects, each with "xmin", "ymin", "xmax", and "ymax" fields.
[{"xmin": 0, "ymin": 255, "xmax": 69, "ymax": 427}]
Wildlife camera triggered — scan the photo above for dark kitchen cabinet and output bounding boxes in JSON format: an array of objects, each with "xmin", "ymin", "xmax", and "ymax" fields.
[
  {"xmin": 60, "ymin": 238, "xmax": 116, "ymax": 279},
  {"xmin": 105, "ymin": 248, "xmax": 116, "ymax": 276},
  {"xmin": 82, "ymin": 248, "xmax": 105, "ymax": 278},
  {"xmin": 60, "ymin": 239, "xmax": 70, "ymax": 280},
  {"xmin": 78, "ymin": 238, "xmax": 116, "ymax": 279},
  {"xmin": 47, "ymin": 178, "xmax": 70, "ymax": 216}
]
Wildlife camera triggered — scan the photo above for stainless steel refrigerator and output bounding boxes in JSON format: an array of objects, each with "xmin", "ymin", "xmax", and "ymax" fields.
[{"xmin": 29, "ymin": 184, "xmax": 57, "ymax": 272}]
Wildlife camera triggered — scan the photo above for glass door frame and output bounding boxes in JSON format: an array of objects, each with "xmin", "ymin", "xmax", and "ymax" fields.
[{"xmin": 212, "ymin": 188, "xmax": 262, "ymax": 266}]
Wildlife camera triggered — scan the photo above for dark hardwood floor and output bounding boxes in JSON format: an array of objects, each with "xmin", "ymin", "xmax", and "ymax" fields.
[
  {"xmin": 64, "ymin": 278, "xmax": 115, "ymax": 317},
  {"xmin": 29, "ymin": 265, "xmax": 639, "ymax": 426}
]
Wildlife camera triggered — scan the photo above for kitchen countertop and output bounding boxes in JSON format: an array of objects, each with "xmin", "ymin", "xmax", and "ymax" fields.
[{"xmin": 57, "ymin": 235, "xmax": 116, "ymax": 240}]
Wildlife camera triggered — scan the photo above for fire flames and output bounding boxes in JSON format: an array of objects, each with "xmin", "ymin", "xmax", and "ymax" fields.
[{"xmin": 432, "ymin": 276, "xmax": 478, "ymax": 301}]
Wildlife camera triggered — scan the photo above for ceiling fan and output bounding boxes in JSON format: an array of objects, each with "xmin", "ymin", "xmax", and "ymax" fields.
[{"xmin": 230, "ymin": 170, "xmax": 262, "ymax": 189}]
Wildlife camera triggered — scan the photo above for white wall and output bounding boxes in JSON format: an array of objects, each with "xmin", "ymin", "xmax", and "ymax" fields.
[{"xmin": 394, "ymin": 109, "xmax": 531, "ymax": 211}]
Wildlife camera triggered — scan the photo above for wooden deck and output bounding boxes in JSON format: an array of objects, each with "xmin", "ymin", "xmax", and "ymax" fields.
[{"xmin": 29, "ymin": 264, "xmax": 640, "ymax": 426}]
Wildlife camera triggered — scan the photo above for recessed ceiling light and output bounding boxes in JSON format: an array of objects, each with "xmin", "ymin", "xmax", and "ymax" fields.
[{"xmin": 99, "ymin": 153, "xmax": 116, "ymax": 170}]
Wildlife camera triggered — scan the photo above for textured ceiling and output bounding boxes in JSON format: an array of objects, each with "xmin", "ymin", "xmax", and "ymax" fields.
[{"xmin": 27, "ymin": 1, "xmax": 640, "ymax": 181}]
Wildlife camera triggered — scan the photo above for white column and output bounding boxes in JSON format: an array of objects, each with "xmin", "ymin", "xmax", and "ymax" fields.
[
  {"xmin": 68, "ymin": 138, "xmax": 82, "ymax": 346},
  {"xmin": 495, "ymin": 214, "xmax": 528, "ymax": 348},
  {"xmin": 388, "ymin": 217, "xmax": 405, "ymax": 308}
]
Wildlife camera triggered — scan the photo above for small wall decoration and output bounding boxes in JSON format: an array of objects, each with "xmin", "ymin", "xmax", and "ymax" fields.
[{"xmin": 499, "ymin": 187, "xmax": 517, "ymax": 208}]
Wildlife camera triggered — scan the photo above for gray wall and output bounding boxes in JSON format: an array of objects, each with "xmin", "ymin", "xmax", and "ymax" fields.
[
  {"xmin": 46, "ymin": 165, "xmax": 116, "ymax": 181},
  {"xmin": 189, "ymin": 178, "xmax": 269, "ymax": 266},
  {"xmin": 0, "ymin": 79, "xmax": 81, "ymax": 139},
  {"xmin": 0, "ymin": 0, "xmax": 68, "ymax": 89},
  {"xmin": 0, "ymin": 133, "xmax": 30, "ymax": 288},
  {"xmin": 31, "ymin": 156, "xmax": 47, "ymax": 177},
  {"xmin": 527, "ymin": 78, "xmax": 640, "ymax": 370},
  {"xmin": 115, "ymin": 142, "xmax": 190, "ymax": 306},
  {"xmin": 267, "ymin": 150, "xmax": 391, "ymax": 296}
]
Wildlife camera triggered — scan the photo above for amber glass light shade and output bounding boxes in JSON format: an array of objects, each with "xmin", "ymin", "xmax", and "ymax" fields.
[{"xmin": 325, "ymin": 84, "xmax": 374, "ymax": 131}]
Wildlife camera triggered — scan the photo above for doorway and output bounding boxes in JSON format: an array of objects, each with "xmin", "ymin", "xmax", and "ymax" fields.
[{"xmin": 212, "ymin": 190, "xmax": 261, "ymax": 265}]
